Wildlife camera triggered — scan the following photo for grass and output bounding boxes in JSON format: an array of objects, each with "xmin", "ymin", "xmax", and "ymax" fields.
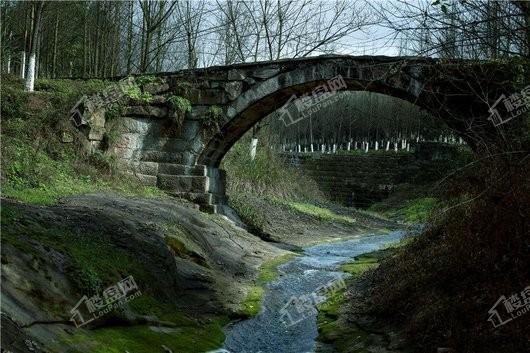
[
  {"xmin": 222, "ymin": 133, "xmax": 322, "ymax": 200},
  {"xmin": 339, "ymin": 254, "xmax": 379, "ymax": 276},
  {"xmin": 369, "ymin": 196, "xmax": 437, "ymax": 223},
  {"xmin": 279, "ymin": 200, "xmax": 356, "ymax": 225},
  {"xmin": 1, "ymin": 75, "xmax": 167, "ymax": 205}
]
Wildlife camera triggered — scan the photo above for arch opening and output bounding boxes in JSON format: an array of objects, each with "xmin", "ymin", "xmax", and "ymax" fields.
[{"xmin": 198, "ymin": 78, "xmax": 458, "ymax": 168}]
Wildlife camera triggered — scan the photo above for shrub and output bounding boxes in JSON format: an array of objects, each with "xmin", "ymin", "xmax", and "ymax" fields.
[{"xmin": 168, "ymin": 95, "xmax": 192, "ymax": 114}]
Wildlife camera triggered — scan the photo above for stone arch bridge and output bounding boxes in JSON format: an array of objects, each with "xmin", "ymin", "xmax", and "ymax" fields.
[{"xmin": 74, "ymin": 55, "xmax": 519, "ymax": 214}]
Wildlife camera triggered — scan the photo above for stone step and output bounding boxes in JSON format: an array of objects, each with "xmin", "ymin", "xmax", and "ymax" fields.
[
  {"xmin": 127, "ymin": 162, "xmax": 207, "ymax": 176},
  {"xmin": 199, "ymin": 204, "xmax": 219, "ymax": 214},
  {"xmin": 168, "ymin": 192, "xmax": 226, "ymax": 205},
  {"xmin": 158, "ymin": 163, "xmax": 207, "ymax": 176},
  {"xmin": 140, "ymin": 150, "xmax": 194, "ymax": 164},
  {"xmin": 157, "ymin": 174, "xmax": 209, "ymax": 193}
]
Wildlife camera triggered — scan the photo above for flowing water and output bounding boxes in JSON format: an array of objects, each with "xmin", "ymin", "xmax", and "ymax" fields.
[{"xmin": 211, "ymin": 230, "xmax": 405, "ymax": 353}]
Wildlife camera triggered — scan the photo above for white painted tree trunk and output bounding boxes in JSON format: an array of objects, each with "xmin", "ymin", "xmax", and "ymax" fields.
[
  {"xmin": 250, "ymin": 138, "xmax": 258, "ymax": 161},
  {"xmin": 394, "ymin": 143, "xmax": 398, "ymax": 152},
  {"xmin": 333, "ymin": 144, "xmax": 337, "ymax": 153},
  {"xmin": 347, "ymin": 142, "xmax": 351, "ymax": 151},
  {"xmin": 375, "ymin": 141, "xmax": 379, "ymax": 151},
  {"xmin": 386, "ymin": 141, "xmax": 390, "ymax": 151},
  {"xmin": 24, "ymin": 52, "xmax": 36, "ymax": 92},
  {"xmin": 321, "ymin": 144, "xmax": 325, "ymax": 153},
  {"xmin": 406, "ymin": 142, "xmax": 410, "ymax": 152},
  {"xmin": 365, "ymin": 142, "xmax": 369, "ymax": 153},
  {"xmin": 310, "ymin": 144, "xmax": 314, "ymax": 153},
  {"xmin": 20, "ymin": 51, "xmax": 26, "ymax": 79},
  {"xmin": 6, "ymin": 55, "xmax": 11, "ymax": 74},
  {"xmin": 354, "ymin": 141, "xmax": 358, "ymax": 150}
]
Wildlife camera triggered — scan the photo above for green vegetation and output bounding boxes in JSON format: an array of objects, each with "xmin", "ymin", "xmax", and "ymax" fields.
[
  {"xmin": 202, "ymin": 105, "xmax": 224, "ymax": 131},
  {"xmin": 3, "ymin": 202, "xmax": 229, "ymax": 353},
  {"xmin": 1, "ymin": 204, "xmax": 148, "ymax": 295},
  {"xmin": 339, "ymin": 254, "xmax": 379, "ymax": 276},
  {"xmin": 167, "ymin": 95, "xmax": 192, "ymax": 113},
  {"xmin": 241, "ymin": 286, "xmax": 265, "ymax": 317},
  {"xmin": 239, "ymin": 253, "xmax": 297, "ymax": 318},
  {"xmin": 277, "ymin": 200, "xmax": 356, "ymax": 224},
  {"xmin": 369, "ymin": 196, "xmax": 437, "ymax": 223},
  {"xmin": 317, "ymin": 250, "xmax": 388, "ymax": 351},
  {"xmin": 134, "ymin": 75, "xmax": 162, "ymax": 86},
  {"xmin": 1, "ymin": 75, "xmax": 166, "ymax": 205},
  {"xmin": 257, "ymin": 253, "xmax": 298, "ymax": 283},
  {"xmin": 62, "ymin": 314, "xmax": 228, "ymax": 353},
  {"xmin": 123, "ymin": 84, "xmax": 153, "ymax": 104},
  {"xmin": 222, "ymin": 134, "xmax": 322, "ymax": 199}
]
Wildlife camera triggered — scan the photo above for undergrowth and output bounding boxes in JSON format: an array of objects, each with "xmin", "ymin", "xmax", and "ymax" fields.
[
  {"xmin": 366, "ymin": 155, "xmax": 530, "ymax": 353},
  {"xmin": 1, "ymin": 74, "xmax": 165, "ymax": 204}
]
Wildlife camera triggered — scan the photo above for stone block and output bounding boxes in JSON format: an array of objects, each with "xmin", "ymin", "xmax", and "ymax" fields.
[
  {"xmin": 88, "ymin": 126, "xmax": 105, "ymax": 141},
  {"xmin": 228, "ymin": 69, "xmax": 246, "ymax": 80},
  {"xmin": 129, "ymin": 161, "xmax": 159, "ymax": 175},
  {"xmin": 113, "ymin": 133, "xmax": 142, "ymax": 150},
  {"xmin": 223, "ymin": 81, "xmax": 243, "ymax": 100},
  {"xmin": 187, "ymin": 89, "xmax": 228, "ymax": 105},
  {"xmin": 157, "ymin": 174, "xmax": 209, "ymax": 193},
  {"xmin": 143, "ymin": 82, "xmax": 170, "ymax": 94},
  {"xmin": 158, "ymin": 163, "xmax": 207, "ymax": 176},
  {"xmin": 121, "ymin": 117, "xmax": 160, "ymax": 135},
  {"xmin": 141, "ymin": 150, "xmax": 184, "ymax": 163},
  {"xmin": 135, "ymin": 173, "xmax": 158, "ymax": 186},
  {"xmin": 123, "ymin": 105, "xmax": 168, "ymax": 118},
  {"xmin": 251, "ymin": 67, "xmax": 280, "ymax": 79}
]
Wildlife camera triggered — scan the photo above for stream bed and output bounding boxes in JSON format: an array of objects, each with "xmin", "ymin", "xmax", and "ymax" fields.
[{"xmin": 213, "ymin": 230, "xmax": 405, "ymax": 353}]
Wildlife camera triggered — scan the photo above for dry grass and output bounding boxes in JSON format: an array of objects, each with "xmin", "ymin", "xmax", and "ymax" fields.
[{"xmin": 366, "ymin": 155, "xmax": 530, "ymax": 353}]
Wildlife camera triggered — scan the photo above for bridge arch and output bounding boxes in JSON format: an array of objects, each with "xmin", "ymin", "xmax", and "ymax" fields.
[
  {"xmin": 199, "ymin": 70, "xmax": 439, "ymax": 168},
  {"xmin": 76, "ymin": 55, "xmax": 518, "ymax": 214}
]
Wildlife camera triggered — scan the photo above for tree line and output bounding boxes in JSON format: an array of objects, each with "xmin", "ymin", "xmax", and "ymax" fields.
[
  {"xmin": 0, "ymin": 0, "xmax": 371, "ymax": 91},
  {"xmin": 1, "ymin": 1, "xmax": 528, "ymax": 92}
]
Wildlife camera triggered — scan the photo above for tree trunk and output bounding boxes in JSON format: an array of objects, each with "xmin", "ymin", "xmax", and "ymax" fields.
[
  {"xmin": 20, "ymin": 51, "xmax": 26, "ymax": 79},
  {"xmin": 52, "ymin": 13, "xmax": 59, "ymax": 78},
  {"xmin": 25, "ymin": 2, "xmax": 45, "ymax": 92}
]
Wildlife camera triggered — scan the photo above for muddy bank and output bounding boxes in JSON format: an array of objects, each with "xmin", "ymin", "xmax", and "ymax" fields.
[{"xmin": 231, "ymin": 194, "xmax": 399, "ymax": 248}]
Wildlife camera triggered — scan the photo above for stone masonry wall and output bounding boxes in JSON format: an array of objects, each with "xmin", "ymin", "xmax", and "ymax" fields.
[{"xmin": 284, "ymin": 144, "xmax": 464, "ymax": 207}]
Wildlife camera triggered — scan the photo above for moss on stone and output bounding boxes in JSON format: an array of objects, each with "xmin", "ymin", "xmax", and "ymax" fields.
[
  {"xmin": 257, "ymin": 253, "xmax": 297, "ymax": 283},
  {"xmin": 316, "ymin": 251, "xmax": 384, "ymax": 352},
  {"xmin": 61, "ymin": 316, "xmax": 228, "ymax": 353},
  {"xmin": 241, "ymin": 285, "xmax": 265, "ymax": 317}
]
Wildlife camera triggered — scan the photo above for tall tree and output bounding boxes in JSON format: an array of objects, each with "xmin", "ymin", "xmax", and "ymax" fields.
[{"xmin": 24, "ymin": 1, "xmax": 45, "ymax": 92}]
